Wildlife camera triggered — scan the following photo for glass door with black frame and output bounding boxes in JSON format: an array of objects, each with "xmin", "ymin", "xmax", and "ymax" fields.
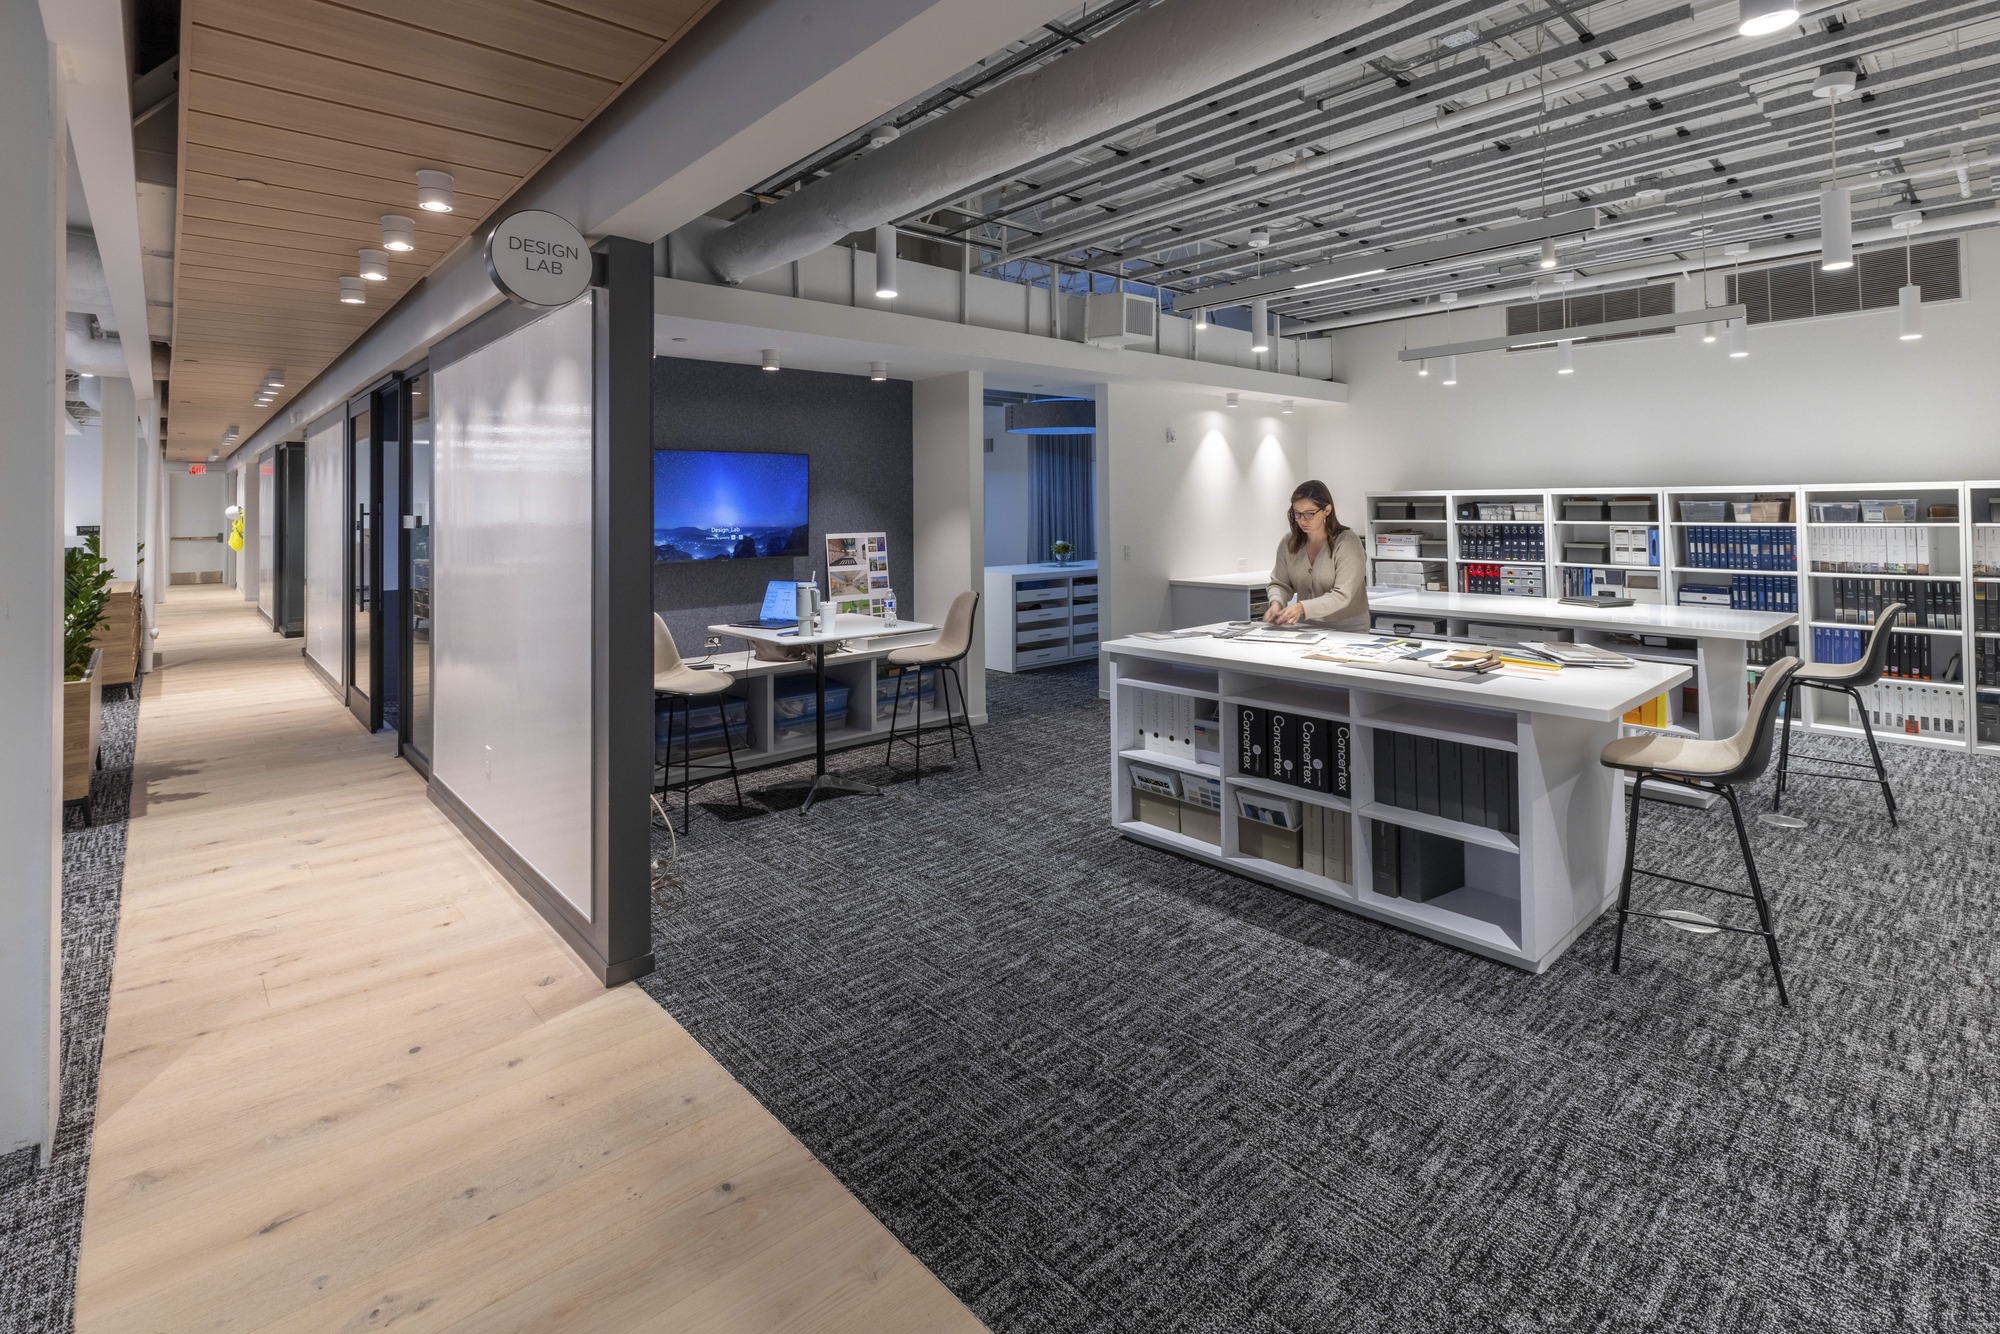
[
  {"xmin": 405, "ymin": 371, "xmax": 433, "ymax": 768},
  {"xmin": 348, "ymin": 405, "xmax": 375, "ymax": 729}
]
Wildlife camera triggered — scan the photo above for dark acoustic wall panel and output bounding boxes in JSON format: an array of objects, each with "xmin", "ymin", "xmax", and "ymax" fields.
[{"xmin": 650, "ymin": 357, "xmax": 914, "ymax": 654}]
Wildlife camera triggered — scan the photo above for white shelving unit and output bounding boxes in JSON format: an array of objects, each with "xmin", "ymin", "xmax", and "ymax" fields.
[{"xmin": 984, "ymin": 561, "xmax": 1099, "ymax": 673}]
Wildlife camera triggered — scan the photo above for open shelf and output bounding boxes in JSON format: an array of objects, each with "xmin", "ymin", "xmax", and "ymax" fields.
[
  {"xmin": 1224, "ymin": 681, "xmax": 1350, "ymax": 717},
  {"xmin": 1806, "ymin": 570, "xmax": 1964, "ymax": 581},
  {"xmin": 1114, "ymin": 663, "xmax": 1219, "ymax": 698},
  {"xmin": 1672, "ymin": 565, "xmax": 1797, "ymax": 575},
  {"xmin": 1228, "ymin": 771, "xmax": 1351, "ymax": 809},
  {"xmin": 1356, "ymin": 697, "xmax": 1518, "ymax": 750},
  {"xmin": 1119, "ymin": 748, "xmax": 1221, "ymax": 780},
  {"xmin": 1669, "ymin": 520, "xmax": 1796, "ymax": 527},
  {"xmin": 1225, "ymin": 855, "xmax": 1352, "ymax": 905},
  {"xmin": 1805, "ymin": 521, "xmax": 1961, "ymax": 528},
  {"xmin": 1358, "ymin": 884, "xmax": 1521, "ymax": 952},
  {"xmin": 1807, "ymin": 721, "xmax": 1969, "ymax": 750},
  {"xmin": 1116, "ymin": 819, "xmax": 1223, "ymax": 857},
  {"xmin": 1359, "ymin": 802, "xmax": 1519, "ymax": 853}
]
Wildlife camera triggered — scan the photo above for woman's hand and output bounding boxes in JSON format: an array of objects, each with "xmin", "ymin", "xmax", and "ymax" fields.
[
  {"xmin": 1262, "ymin": 601, "xmax": 1283, "ymax": 623},
  {"xmin": 1273, "ymin": 603, "xmax": 1305, "ymax": 625}
]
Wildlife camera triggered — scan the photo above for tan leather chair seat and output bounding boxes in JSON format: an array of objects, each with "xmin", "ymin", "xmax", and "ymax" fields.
[
  {"xmin": 1600, "ymin": 731, "xmax": 1751, "ymax": 778},
  {"xmin": 654, "ymin": 615, "xmax": 734, "ymax": 695},
  {"xmin": 887, "ymin": 592, "xmax": 976, "ymax": 667}
]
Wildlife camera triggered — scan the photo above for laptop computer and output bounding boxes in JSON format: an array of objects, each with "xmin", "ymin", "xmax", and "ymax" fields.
[{"xmin": 730, "ymin": 580, "xmax": 802, "ymax": 629}]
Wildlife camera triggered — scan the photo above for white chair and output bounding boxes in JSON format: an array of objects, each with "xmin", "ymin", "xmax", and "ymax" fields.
[{"xmin": 655, "ymin": 614, "xmax": 743, "ymax": 832}]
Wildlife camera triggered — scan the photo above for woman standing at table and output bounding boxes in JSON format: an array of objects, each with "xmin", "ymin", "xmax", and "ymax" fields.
[{"xmin": 1264, "ymin": 480, "xmax": 1369, "ymax": 631}]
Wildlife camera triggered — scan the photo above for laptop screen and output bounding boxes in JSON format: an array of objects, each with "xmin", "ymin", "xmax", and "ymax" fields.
[{"xmin": 759, "ymin": 580, "xmax": 799, "ymax": 622}]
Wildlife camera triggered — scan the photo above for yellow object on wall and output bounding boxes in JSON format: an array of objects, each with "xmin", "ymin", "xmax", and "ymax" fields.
[{"xmin": 227, "ymin": 516, "xmax": 244, "ymax": 552}]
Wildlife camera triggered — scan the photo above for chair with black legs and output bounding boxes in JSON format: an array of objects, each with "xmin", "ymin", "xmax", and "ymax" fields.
[
  {"xmin": 882, "ymin": 591, "xmax": 981, "ymax": 782},
  {"xmin": 1771, "ymin": 601, "xmax": 1903, "ymax": 827},
  {"xmin": 654, "ymin": 614, "xmax": 744, "ymax": 833},
  {"xmin": 1598, "ymin": 656, "xmax": 1802, "ymax": 1005}
]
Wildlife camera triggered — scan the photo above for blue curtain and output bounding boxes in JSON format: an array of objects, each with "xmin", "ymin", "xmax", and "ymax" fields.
[{"xmin": 1030, "ymin": 436, "xmax": 1095, "ymax": 561}]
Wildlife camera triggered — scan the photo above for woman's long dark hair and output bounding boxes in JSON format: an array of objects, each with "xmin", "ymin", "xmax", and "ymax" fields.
[{"xmin": 1286, "ymin": 480, "xmax": 1347, "ymax": 553}]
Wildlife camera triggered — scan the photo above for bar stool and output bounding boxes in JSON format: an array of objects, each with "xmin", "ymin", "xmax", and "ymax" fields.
[
  {"xmin": 1598, "ymin": 657, "xmax": 1802, "ymax": 1005},
  {"xmin": 882, "ymin": 591, "xmax": 981, "ymax": 782},
  {"xmin": 1771, "ymin": 602, "xmax": 1903, "ymax": 827},
  {"xmin": 654, "ymin": 614, "xmax": 743, "ymax": 833}
]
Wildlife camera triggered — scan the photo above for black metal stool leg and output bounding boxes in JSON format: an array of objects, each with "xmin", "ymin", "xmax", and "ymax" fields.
[
  {"xmin": 679, "ymin": 696, "xmax": 693, "ymax": 835},
  {"xmin": 1771, "ymin": 680, "xmax": 1797, "ymax": 812},
  {"xmin": 1849, "ymin": 686, "xmax": 1898, "ymax": 827},
  {"xmin": 1722, "ymin": 785, "xmax": 1789, "ymax": 1006},
  {"xmin": 716, "ymin": 695, "xmax": 743, "ymax": 810},
  {"xmin": 952, "ymin": 664, "xmax": 981, "ymax": 771},
  {"xmin": 884, "ymin": 668, "xmax": 906, "ymax": 767},
  {"xmin": 1611, "ymin": 771, "xmax": 1645, "ymax": 974},
  {"xmin": 912, "ymin": 665, "xmax": 924, "ymax": 783},
  {"xmin": 942, "ymin": 666, "xmax": 961, "ymax": 760}
]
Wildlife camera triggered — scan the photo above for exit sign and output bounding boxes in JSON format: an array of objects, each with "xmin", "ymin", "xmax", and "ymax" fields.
[{"xmin": 187, "ymin": 463, "xmax": 207, "ymax": 475}]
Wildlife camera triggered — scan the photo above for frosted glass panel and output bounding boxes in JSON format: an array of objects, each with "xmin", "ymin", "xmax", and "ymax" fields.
[
  {"xmin": 256, "ymin": 457, "xmax": 274, "ymax": 618},
  {"xmin": 432, "ymin": 297, "xmax": 595, "ymax": 919},
  {"xmin": 304, "ymin": 416, "xmax": 345, "ymax": 685}
]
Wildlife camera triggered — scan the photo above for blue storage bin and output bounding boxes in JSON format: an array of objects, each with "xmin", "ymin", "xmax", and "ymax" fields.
[
  {"xmin": 773, "ymin": 678, "xmax": 849, "ymax": 742},
  {"xmin": 875, "ymin": 667, "xmax": 937, "ymax": 720},
  {"xmin": 655, "ymin": 694, "xmax": 748, "ymax": 765}
]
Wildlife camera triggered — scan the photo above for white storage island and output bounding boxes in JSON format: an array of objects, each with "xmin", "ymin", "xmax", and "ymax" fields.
[{"xmin": 1105, "ymin": 633, "xmax": 1691, "ymax": 973}]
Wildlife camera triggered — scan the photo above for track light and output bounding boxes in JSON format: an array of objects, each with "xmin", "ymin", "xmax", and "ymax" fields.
[
  {"xmin": 1280, "ymin": 399, "xmax": 1294, "ymax": 414},
  {"xmin": 1417, "ymin": 358, "xmax": 1429, "ymax": 377},
  {"xmin": 1728, "ymin": 320, "xmax": 1749, "ymax": 357},
  {"xmin": 1557, "ymin": 340, "xmax": 1574, "ymax": 375},
  {"xmin": 870, "ymin": 361, "xmax": 888, "ymax": 381},
  {"xmin": 1225, "ymin": 392, "xmax": 1240, "ymax": 408},
  {"xmin": 415, "ymin": 170, "xmax": 455, "ymax": 213},
  {"xmin": 1737, "ymin": 0, "xmax": 1798, "ymax": 37},
  {"xmin": 1195, "ymin": 308, "xmax": 1210, "ymax": 330},
  {"xmin": 339, "ymin": 276, "xmax": 366, "ymax": 304},
  {"xmin": 381, "ymin": 215, "xmax": 416, "ymax": 251},
  {"xmin": 1538, "ymin": 236, "xmax": 1557, "ymax": 269},
  {"xmin": 761, "ymin": 348, "xmax": 780, "ymax": 372},
  {"xmin": 1251, "ymin": 297, "xmax": 1270, "ymax": 354},
  {"xmin": 874, "ymin": 224, "xmax": 898, "ymax": 299},
  {"xmin": 1441, "ymin": 356, "xmax": 1458, "ymax": 385},
  {"xmin": 1703, "ymin": 321, "xmax": 1718, "ymax": 343},
  {"xmin": 1898, "ymin": 284, "xmax": 1923, "ymax": 340},
  {"xmin": 358, "ymin": 248, "xmax": 388, "ymax": 281},
  {"xmin": 1819, "ymin": 187, "xmax": 1853, "ymax": 272}
]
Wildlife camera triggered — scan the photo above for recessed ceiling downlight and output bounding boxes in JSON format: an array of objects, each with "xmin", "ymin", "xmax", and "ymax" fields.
[
  {"xmin": 415, "ymin": 170, "xmax": 455, "ymax": 213},
  {"xmin": 339, "ymin": 276, "xmax": 367, "ymax": 304},
  {"xmin": 1737, "ymin": 0, "xmax": 1798, "ymax": 37}
]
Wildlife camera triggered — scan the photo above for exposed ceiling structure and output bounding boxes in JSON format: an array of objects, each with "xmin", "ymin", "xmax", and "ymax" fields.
[
  {"xmin": 164, "ymin": 0, "xmax": 717, "ymax": 460},
  {"xmin": 749, "ymin": 0, "xmax": 2000, "ymax": 334}
]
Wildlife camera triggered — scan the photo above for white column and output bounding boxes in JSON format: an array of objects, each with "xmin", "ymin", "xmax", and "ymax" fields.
[
  {"xmin": 911, "ymin": 371, "xmax": 986, "ymax": 722},
  {"xmin": 99, "ymin": 372, "xmax": 138, "ymax": 578},
  {"xmin": 0, "ymin": 5, "xmax": 63, "ymax": 1164}
]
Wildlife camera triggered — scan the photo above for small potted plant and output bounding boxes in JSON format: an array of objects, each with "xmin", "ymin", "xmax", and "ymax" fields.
[
  {"xmin": 63, "ymin": 536, "xmax": 113, "ymax": 825},
  {"xmin": 1050, "ymin": 539, "xmax": 1075, "ymax": 567}
]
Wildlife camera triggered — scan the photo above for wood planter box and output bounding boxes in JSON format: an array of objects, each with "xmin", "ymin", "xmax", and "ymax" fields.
[
  {"xmin": 64, "ymin": 648, "xmax": 103, "ymax": 824},
  {"xmin": 91, "ymin": 580, "xmax": 142, "ymax": 686}
]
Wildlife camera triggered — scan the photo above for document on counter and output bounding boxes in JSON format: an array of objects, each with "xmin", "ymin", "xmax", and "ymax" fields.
[
  {"xmin": 1234, "ymin": 627, "xmax": 1328, "ymax": 645},
  {"xmin": 1304, "ymin": 636, "xmax": 1426, "ymax": 663},
  {"xmin": 1520, "ymin": 641, "xmax": 1637, "ymax": 668}
]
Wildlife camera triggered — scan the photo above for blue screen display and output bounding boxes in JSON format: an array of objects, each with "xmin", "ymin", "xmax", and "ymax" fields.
[{"xmin": 653, "ymin": 450, "xmax": 809, "ymax": 562}]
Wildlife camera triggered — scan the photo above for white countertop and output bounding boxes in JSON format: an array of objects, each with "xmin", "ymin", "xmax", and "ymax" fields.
[
  {"xmin": 1170, "ymin": 571, "xmax": 1272, "ymax": 588},
  {"xmin": 986, "ymin": 561, "xmax": 1098, "ymax": 576},
  {"xmin": 1365, "ymin": 589, "xmax": 1795, "ymax": 641},
  {"xmin": 1103, "ymin": 629, "xmax": 1691, "ymax": 723},
  {"xmin": 709, "ymin": 614, "xmax": 934, "ymax": 647}
]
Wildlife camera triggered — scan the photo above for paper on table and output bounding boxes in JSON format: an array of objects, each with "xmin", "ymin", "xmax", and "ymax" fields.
[{"xmin": 1304, "ymin": 636, "xmax": 1426, "ymax": 663}]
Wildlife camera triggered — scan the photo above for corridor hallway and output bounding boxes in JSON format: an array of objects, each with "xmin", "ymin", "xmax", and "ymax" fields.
[{"xmin": 73, "ymin": 586, "xmax": 981, "ymax": 1333}]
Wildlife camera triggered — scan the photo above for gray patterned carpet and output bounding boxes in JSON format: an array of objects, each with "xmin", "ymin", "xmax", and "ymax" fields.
[
  {"xmin": 642, "ymin": 663, "xmax": 2000, "ymax": 1334},
  {"xmin": 0, "ymin": 681, "xmax": 139, "ymax": 1333}
]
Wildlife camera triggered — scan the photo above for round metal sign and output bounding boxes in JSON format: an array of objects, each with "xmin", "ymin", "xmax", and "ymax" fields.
[{"xmin": 484, "ymin": 210, "xmax": 591, "ymax": 307}]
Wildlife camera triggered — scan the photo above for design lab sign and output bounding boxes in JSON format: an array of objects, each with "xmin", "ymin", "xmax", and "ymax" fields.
[{"xmin": 484, "ymin": 210, "xmax": 591, "ymax": 307}]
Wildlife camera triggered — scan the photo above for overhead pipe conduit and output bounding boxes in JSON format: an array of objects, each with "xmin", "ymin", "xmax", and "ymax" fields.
[{"xmin": 699, "ymin": 0, "xmax": 1410, "ymax": 285}]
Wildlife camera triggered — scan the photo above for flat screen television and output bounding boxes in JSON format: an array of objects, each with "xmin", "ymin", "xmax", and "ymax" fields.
[{"xmin": 652, "ymin": 449, "xmax": 809, "ymax": 561}]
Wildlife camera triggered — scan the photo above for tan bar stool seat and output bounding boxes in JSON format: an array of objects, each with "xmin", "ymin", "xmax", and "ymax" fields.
[
  {"xmin": 883, "ymin": 591, "xmax": 982, "ymax": 781},
  {"xmin": 654, "ymin": 614, "xmax": 743, "ymax": 831}
]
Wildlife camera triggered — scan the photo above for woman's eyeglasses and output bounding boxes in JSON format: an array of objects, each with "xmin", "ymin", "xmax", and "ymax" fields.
[{"xmin": 1290, "ymin": 505, "xmax": 1327, "ymax": 521}]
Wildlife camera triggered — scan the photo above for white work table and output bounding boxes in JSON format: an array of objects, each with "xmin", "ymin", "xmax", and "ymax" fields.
[{"xmin": 1104, "ymin": 629, "xmax": 1693, "ymax": 974}]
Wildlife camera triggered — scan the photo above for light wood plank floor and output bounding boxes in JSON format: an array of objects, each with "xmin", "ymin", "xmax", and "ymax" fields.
[{"xmin": 75, "ymin": 586, "xmax": 984, "ymax": 1334}]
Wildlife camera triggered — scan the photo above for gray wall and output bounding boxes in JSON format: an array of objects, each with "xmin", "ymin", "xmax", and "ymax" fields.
[{"xmin": 651, "ymin": 357, "xmax": 914, "ymax": 652}]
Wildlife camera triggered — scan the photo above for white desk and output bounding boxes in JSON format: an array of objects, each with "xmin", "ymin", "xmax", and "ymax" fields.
[
  {"xmin": 1105, "ymin": 630, "xmax": 1692, "ymax": 973},
  {"xmin": 711, "ymin": 614, "xmax": 934, "ymax": 810}
]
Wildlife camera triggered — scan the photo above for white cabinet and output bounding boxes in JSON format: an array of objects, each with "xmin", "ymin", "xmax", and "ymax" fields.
[{"xmin": 985, "ymin": 561, "xmax": 1100, "ymax": 672}]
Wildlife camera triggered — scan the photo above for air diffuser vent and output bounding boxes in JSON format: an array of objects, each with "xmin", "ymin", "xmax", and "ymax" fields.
[{"xmin": 1727, "ymin": 237, "xmax": 1960, "ymax": 324}]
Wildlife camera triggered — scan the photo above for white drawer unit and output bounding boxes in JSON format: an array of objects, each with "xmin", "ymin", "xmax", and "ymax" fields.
[{"xmin": 986, "ymin": 561, "xmax": 1102, "ymax": 672}]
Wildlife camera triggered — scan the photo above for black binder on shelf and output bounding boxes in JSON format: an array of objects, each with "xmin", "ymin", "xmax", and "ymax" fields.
[
  {"xmin": 1268, "ymin": 710, "xmax": 1298, "ymax": 784},
  {"xmin": 1393, "ymin": 731, "xmax": 1417, "ymax": 810},
  {"xmin": 1297, "ymin": 715, "xmax": 1333, "ymax": 792},
  {"xmin": 1484, "ymin": 748, "xmax": 1511, "ymax": 832},
  {"xmin": 1438, "ymin": 743, "xmax": 1463, "ymax": 823},
  {"xmin": 1399, "ymin": 825, "xmax": 1466, "ymax": 902},
  {"xmin": 1370, "ymin": 819, "xmax": 1400, "ymax": 897},
  {"xmin": 1237, "ymin": 705, "xmax": 1267, "ymax": 777},
  {"xmin": 1461, "ymin": 746, "xmax": 1485, "ymax": 826},
  {"xmin": 1414, "ymin": 737, "xmax": 1440, "ymax": 816},
  {"xmin": 1373, "ymin": 728, "xmax": 1394, "ymax": 802},
  {"xmin": 1332, "ymin": 722, "xmax": 1351, "ymax": 798}
]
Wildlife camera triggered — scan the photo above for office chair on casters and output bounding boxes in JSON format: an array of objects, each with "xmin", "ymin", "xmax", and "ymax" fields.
[
  {"xmin": 1598, "ymin": 657, "xmax": 1802, "ymax": 1006},
  {"xmin": 655, "ymin": 614, "xmax": 744, "ymax": 834},
  {"xmin": 882, "ymin": 591, "xmax": 981, "ymax": 783},
  {"xmin": 1770, "ymin": 602, "xmax": 1902, "ymax": 828}
]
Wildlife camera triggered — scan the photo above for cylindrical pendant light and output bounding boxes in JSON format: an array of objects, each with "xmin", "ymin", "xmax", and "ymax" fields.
[
  {"xmin": 338, "ymin": 276, "xmax": 366, "ymax": 304},
  {"xmin": 415, "ymin": 170, "xmax": 455, "ymax": 213},
  {"xmin": 1702, "ymin": 321, "xmax": 1718, "ymax": 343},
  {"xmin": 873, "ymin": 224, "xmax": 898, "ymax": 299},
  {"xmin": 1728, "ymin": 320, "xmax": 1749, "ymax": 357},
  {"xmin": 1738, "ymin": 0, "xmax": 1799, "ymax": 36},
  {"xmin": 1819, "ymin": 187, "xmax": 1853, "ymax": 272},
  {"xmin": 1556, "ymin": 340, "xmax": 1575, "ymax": 375},
  {"xmin": 381, "ymin": 215, "xmax": 416, "ymax": 252},
  {"xmin": 760, "ymin": 348, "xmax": 779, "ymax": 372},
  {"xmin": 1225, "ymin": 392, "xmax": 1240, "ymax": 408},
  {"xmin": 1898, "ymin": 284, "xmax": 1923, "ymax": 340},
  {"xmin": 1280, "ymin": 399, "xmax": 1295, "ymax": 414},
  {"xmin": 1250, "ymin": 298, "xmax": 1270, "ymax": 354},
  {"xmin": 870, "ymin": 361, "xmax": 888, "ymax": 381},
  {"xmin": 358, "ymin": 249, "xmax": 388, "ymax": 281},
  {"xmin": 1441, "ymin": 356, "xmax": 1458, "ymax": 386},
  {"xmin": 1417, "ymin": 358, "xmax": 1429, "ymax": 377},
  {"xmin": 1194, "ymin": 308, "xmax": 1210, "ymax": 330},
  {"xmin": 1539, "ymin": 237, "xmax": 1557, "ymax": 270}
]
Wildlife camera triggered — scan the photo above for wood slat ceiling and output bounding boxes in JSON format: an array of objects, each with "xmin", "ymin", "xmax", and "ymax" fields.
[{"xmin": 168, "ymin": 0, "xmax": 719, "ymax": 461}]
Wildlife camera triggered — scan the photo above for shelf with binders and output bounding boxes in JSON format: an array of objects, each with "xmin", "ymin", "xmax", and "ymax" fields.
[
  {"xmin": 1354, "ymin": 695, "xmax": 1518, "ymax": 750},
  {"xmin": 1807, "ymin": 620, "xmax": 1962, "ymax": 636},
  {"xmin": 1228, "ymin": 769, "xmax": 1351, "ymax": 810}
]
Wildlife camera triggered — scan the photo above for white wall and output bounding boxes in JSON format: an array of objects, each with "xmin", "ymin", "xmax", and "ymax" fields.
[
  {"xmin": 64, "ymin": 420, "xmax": 101, "ymax": 545},
  {"xmin": 303, "ymin": 414, "xmax": 345, "ymax": 686},
  {"xmin": 167, "ymin": 467, "xmax": 226, "ymax": 578},
  {"xmin": 1097, "ymin": 381, "xmax": 1310, "ymax": 676},
  {"xmin": 981, "ymin": 404, "xmax": 1032, "ymax": 567},
  {"xmin": 0, "ymin": 4, "xmax": 62, "ymax": 1162},
  {"xmin": 1308, "ymin": 229, "xmax": 2000, "ymax": 506},
  {"xmin": 98, "ymin": 373, "xmax": 138, "ymax": 579},
  {"xmin": 912, "ymin": 371, "xmax": 987, "ymax": 721}
]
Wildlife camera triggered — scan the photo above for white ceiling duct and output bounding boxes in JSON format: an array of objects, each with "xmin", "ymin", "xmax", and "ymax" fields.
[
  {"xmin": 699, "ymin": 0, "xmax": 1411, "ymax": 285},
  {"xmin": 66, "ymin": 230, "xmax": 118, "ymax": 331},
  {"xmin": 64, "ymin": 313, "xmax": 168, "ymax": 379}
]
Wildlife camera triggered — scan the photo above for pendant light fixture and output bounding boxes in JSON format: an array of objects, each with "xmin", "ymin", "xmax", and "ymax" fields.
[
  {"xmin": 1225, "ymin": 392, "xmax": 1240, "ymax": 408},
  {"xmin": 381, "ymin": 215, "xmax": 416, "ymax": 252},
  {"xmin": 1539, "ymin": 236, "xmax": 1558, "ymax": 269},
  {"xmin": 1417, "ymin": 359, "xmax": 1430, "ymax": 377},
  {"xmin": 1703, "ymin": 322, "xmax": 1718, "ymax": 343},
  {"xmin": 760, "ymin": 348, "xmax": 780, "ymax": 372},
  {"xmin": 1441, "ymin": 355, "xmax": 1459, "ymax": 386},
  {"xmin": 415, "ymin": 170, "xmax": 455, "ymax": 213},
  {"xmin": 1281, "ymin": 399, "xmax": 1295, "ymax": 414},
  {"xmin": 873, "ymin": 224, "xmax": 899, "ymax": 299},
  {"xmin": 1438, "ymin": 292, "xmax": 1458, "ymax": 384},
  {"xmin": 1737, "ymin": 0, "xmax": 1799, "ymax": 37},
  {"xmin": 870, "ymin": 361, "xmax": 888, "ymax": 381},
  {"xmin": 1195, "ymin": 308, "xmax": 1210, "ymax": 330},
  {"xmin": 1556, "ymin": 340, "xmax": 1575, "ymax": 375},
  {"xmin": 1251, "ymin": 297, "xmax": 1270, "ymax": 354},
  {"xmin": 1894, "ymin": 210, "xmax": 1924, "ymax": 340},
  {"xmin": 358, "ymin": 249, "xmax": 388, "ymax": 281},
  {"xmin": 1728, "ymin": 319, "xmax": 1749, "ymax": 357},
  {"xmin": 1814, "ymin": 64, "xmax": 1857, "ymax": 272},
  {"xmin": 338, "ymin": 276, "xmax": 366, "ymax": 304}
]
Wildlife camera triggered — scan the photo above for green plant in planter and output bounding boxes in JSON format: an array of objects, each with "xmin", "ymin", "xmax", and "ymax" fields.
[
  {"xmin": 64, "ymin": 535, "xmax": 114, "ymax": 681},
  {"xmin": 1050, "ymin": 539, "xmax": 1075, "ymax": 566}
]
